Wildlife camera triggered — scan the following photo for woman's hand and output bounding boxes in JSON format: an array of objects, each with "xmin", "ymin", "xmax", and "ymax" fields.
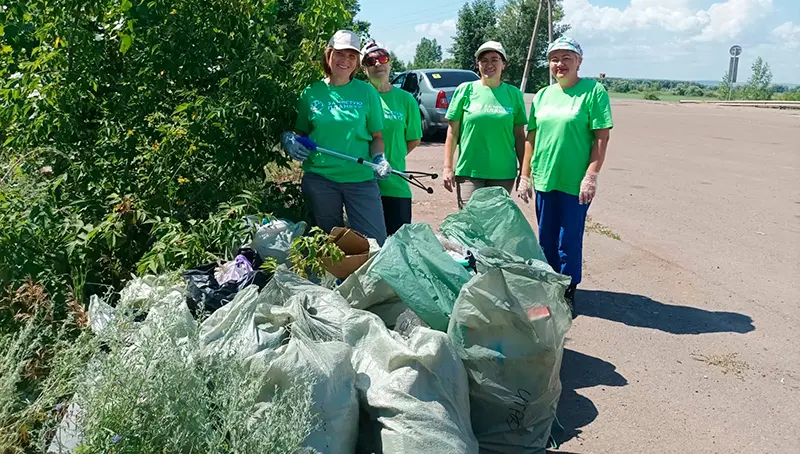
[
  {"xmin": 518, "ymin": 175, "xmax": 533, "ymax": 203},
  {"xmin": 442, "ymin": 167, "xmax": 455, "ymax": 192},
  {"xmin": 579, "ymin": 172, "xmax": 598, "ymax": 205}
]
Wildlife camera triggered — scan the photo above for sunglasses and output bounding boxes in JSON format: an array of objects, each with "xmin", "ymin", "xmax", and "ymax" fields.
[{"xmin": 364, "ymin": 54, "xmax": 390, "ymax": 67}]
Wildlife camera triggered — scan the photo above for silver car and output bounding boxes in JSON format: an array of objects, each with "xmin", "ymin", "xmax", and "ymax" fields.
[{"xmin": 391, "ymin": 69, "xmax": 479, "ymax": 138}]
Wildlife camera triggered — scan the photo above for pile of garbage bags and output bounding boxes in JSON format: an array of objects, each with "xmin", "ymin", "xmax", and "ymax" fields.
[{"xmin": 51, "ymin": 188, "xmax": 573, "ymax": 454}]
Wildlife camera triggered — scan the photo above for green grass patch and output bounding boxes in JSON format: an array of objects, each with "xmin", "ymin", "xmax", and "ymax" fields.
[{"xmin": 609, "ymin": 92, "xmax": 708, "ymax": 102}]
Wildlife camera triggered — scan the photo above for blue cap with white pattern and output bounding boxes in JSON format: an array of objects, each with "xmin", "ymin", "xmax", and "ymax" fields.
[{"xmin": 547, "ymin": 36, "xmax": 583, "ymax": 57}]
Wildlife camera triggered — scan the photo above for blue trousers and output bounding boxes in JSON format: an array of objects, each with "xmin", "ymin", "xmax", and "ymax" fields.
[
  {"xmin": 302, "ymin": 171, "xmax": 388, "ymax": 246},
  {"xmin": 535, "ymin": 190, "xmax": 590, "ymax": 286}
]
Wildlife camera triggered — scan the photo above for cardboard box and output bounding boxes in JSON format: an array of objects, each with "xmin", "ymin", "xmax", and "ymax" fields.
[{"xmin": 322, "ymin": 227, "xmax": 370, "ymax": 279}]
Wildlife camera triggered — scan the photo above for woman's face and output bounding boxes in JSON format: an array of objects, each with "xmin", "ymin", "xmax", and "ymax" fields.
[
  {"xmin": 478, "ymin": 51, "xmax": 506, "ymax": 79},
  {"xmin": 329, "ymin": 49, "xmax": 360, "ymax": 79},
  {"xmin": 549, "ymin": 50, "xmax": 581, "ymax": 80},
  {"xmin": 364, "ymin": 51, "xmax": 392, "ymax": 81}
]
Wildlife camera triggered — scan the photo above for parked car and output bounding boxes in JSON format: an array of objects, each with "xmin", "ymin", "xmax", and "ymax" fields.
[{"xmin": 391, "ymin": 69, "xmax": 479, "ymax": 138}]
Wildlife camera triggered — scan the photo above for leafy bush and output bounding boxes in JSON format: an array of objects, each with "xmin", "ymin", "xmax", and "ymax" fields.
[
  {"xmin": 642, "ymin": 92, "xmax": 660, "ymax": 101},
  {"xmin": 0, "ymin": 0, "xmax": 358, "ymax": 313}
]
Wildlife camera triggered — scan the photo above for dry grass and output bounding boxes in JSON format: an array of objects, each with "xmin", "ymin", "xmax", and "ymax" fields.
[
  {"xmin": 585, "ymin": 216, "xmax": 621, "ymax": 241},
  {"xmin": 692, "ymin": 352, "xmax": 751, "ymax": 380}
]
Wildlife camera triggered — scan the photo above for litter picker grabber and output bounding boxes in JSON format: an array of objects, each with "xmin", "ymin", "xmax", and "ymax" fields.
[{"xmin": 282, "ymin": 132, "xmax": 438, "ymax": 194}]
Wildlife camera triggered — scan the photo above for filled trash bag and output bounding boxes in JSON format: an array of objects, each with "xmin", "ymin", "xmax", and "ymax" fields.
[
  {"xmin": 364, "ymin": 223, "xmax": 472, "ymax": 332},
  {"xmin": 183, "ymin": 248, "xmax": 271, "ymax": 316},
  {"xmin": 439, "ymin": 187, "xmax": 548, "ymax": 264},
  {"xmin": 336, "ymin": 254, "xmax": 411, "ymax": 328},
  {"xmin": 447, "ymin": 251, "xmax": 572, "ymax": 453},
  {"xmin": 199, "ymin": 269, "xmax": 359, "ymax": 454},
  {"xmin": 250, "ymin": 218, "xmax": 307, "ymax": 264},
  {"xmin": 343, "ymin": 309, "xmax": 478, "ymax": 454}
]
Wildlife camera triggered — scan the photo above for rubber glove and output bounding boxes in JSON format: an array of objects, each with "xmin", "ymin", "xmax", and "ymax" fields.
[
  {"xmin": 372, "ymin": 154, "xmax": 392, "ymax": 180},
  {"xmin": 579, "ymin": 172, "xmax": 598, "ymax": 205},
  {"xmin": 280, "ymin": 132, "xmax": 314, "ymax": 162},
  {"xmin": 518, "ymin": 175, "xmax": 533, "ymax": 203}
]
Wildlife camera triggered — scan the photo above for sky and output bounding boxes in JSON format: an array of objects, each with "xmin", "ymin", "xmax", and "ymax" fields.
[{"xmin": 357, "ymin": 0, "xmax": 800, "ymax": 84}]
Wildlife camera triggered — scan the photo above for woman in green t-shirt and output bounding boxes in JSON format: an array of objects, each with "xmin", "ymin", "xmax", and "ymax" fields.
[
  {"xmin": 442, "ymin": 41, "xmax": 527, "ymax": 209},
  {"xmin": 518, "ymin": 37, "xmax": 614, "ymax": 314},
  {"xmin": 360, "ymin": 40, "xmax": 423, "ymax": 235},
  {"xmin": 289, "ymin": 30, "xmax": 393, "ymax": 245}
]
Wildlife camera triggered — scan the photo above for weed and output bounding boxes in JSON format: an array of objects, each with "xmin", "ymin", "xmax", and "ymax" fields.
[
  {"xmin": 585, "ymin": 216, "xmax": 621, "ymax": 241},
  {"xmin": 692, "ymin": 352, "xmax": 751, "ymax": 380}
]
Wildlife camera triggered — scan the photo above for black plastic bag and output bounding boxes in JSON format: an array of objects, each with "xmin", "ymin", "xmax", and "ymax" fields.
[{"xmin": 183, "ymin": 248, "xmax": 271, "ymax": 316}]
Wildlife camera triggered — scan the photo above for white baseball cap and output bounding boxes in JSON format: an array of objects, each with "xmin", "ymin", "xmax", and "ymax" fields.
[
  {"xmin": 361, "ymin": 40, "xmax": 388, "ymax": 62},
  {"xmin": 328, "ymin": 30, "xmax": 362, "ymax": 54},
  {"xmin": 475, "ymin": 41, "xmax": 508, "ymax": 61}
]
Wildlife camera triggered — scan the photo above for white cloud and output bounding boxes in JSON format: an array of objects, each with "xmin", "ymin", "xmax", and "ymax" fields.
[
  {"xmin": 414, "ymin": 19, "xmax": 457, "ymax": 38},
  {"xmin": 563, "ymin": 0, "xmax": 773, "ymax": 42},
  {"xmin": 772, "ymin": 21, "xmax": 800, "ymax": 49}
]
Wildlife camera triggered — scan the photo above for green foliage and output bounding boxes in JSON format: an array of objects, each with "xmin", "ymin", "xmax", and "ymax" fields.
[
  {"xmin": 1, "ymin": 300, "xmax": 94, "ymax": 452},
  {"xmin": 451, "ymin": 0, "xmax": 498, "ymax": 70},
  {"xmin": 642, "ymin": 92, "xmax": 660, "ymax": 101},
  {"xmin": 284, "ymin": 227, "xmax": 344, "ymax": 279},
  {"xmin": 742, "ymin": 57, "xmax": 774, "ymax": 100},
  {"xmin": 776, "ymin": 88, "xmax": 800, "ymax": 101},
  {"xmin": 495, "ymin": 0, "xmax": 568, "ymax": 91},
  {"xmin": 0, "ymin": 0, "xmax": 356, "ymax": 314},
  {"xmin": 412, "ymin": 37, "xmax": 443, "ymax": 69},
  {"xmin": 389, "ymin": 51, "xmax": 407, "ymax": 75}
]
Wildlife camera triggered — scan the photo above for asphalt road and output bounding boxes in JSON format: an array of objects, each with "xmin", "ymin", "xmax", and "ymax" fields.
[{"xmin": 406, "ymin": 100, "xmax": 800, "ymax": 453}]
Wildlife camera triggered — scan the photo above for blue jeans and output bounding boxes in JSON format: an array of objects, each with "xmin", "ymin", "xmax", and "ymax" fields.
[
  {"xmin": 302, "ymin": 171, "xmax": 387, "ymax": 245},
  {"xmin": 535, "ymin": 190, "xmax": 590, "ymax": 286}
]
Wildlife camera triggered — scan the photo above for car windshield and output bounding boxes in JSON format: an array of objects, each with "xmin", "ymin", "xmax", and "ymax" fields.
[{"xmin": 424, "ymin": 71, "xmax": 479, "ymax": 88}]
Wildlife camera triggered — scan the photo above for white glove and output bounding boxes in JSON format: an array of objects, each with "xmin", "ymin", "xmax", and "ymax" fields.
[
  {"xmin": 372, "ymin": 154, "xmax": 392, "ymax": 180},
  {"xmin": 579, "ymin": 172, "xmax": 598, "ymax": 205},
  {"xmin": 518, "ymin": 175, "xmax": 533, "ymax": 203}
]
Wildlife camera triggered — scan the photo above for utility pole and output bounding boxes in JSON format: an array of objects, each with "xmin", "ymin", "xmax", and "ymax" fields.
[
  {"xmin": 547, "ymin": 0, "xmax": 553, "ymax": 84},
  {"xmin": 519, "ymin": 0, "xmax": 544, "ymax": 94}
]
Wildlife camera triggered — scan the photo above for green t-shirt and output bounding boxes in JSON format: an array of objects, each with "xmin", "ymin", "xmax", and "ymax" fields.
[
  {"xmin": 295, "ymin": 79, "xmax": 384, "ymax": 183},
  {"xmin": 377, "ymin": 88, "xmax": 423, "ymax": 198},
  {"xmin": 527, "ymin": 79, "xmax": 613, "ymax": 196},
  {"xmin": 445, "ymin": 81, "xmax": 527, "ymax": 180}
]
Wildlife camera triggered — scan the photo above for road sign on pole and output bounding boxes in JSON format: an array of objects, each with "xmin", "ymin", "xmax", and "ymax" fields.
[
  {"xmin": 726, "ymin": 45, "xmax": 742, "ymax": 101},
  {"xmin": 728, "ymin": 56, "xmax": 740, "ymax": 83}
]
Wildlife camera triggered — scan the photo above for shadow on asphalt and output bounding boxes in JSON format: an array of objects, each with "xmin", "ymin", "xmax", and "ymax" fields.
[
  {"xmin": 553, "ymin": 349, "xmax": 628, "ymax": 446},
  {"xmin": 576, "ymin": 290, "xmax": 755, "ymax": 335}
]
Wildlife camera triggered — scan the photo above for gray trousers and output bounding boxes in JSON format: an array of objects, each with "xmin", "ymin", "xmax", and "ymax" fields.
[
  {"xmin": 302, "ymin": 171, "xmax": 388, "ymax": 245},
  {"xmin": 455, "ymin": 176, "xmax": 516, "ymax": 209}
]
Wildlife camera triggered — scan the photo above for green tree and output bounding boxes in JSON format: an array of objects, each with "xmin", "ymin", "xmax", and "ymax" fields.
[
  {"xmin": 495, "ymin": 0, "xmax": 568, "ymax": 91},
  {"xmin": 389, "ymin": 51, "xmax": 408, "ymax": 74},
  {"xmin": 451, "ymin": 0, "xmax": 498, "ymax": 70},
  {"xmin": 412, "ymin": 37, "xmax": 443, "ymax": 69},
  {"xmin": 742, "ymin": 57, "xmax": 774, "ymax": 100},
  {"xmin": 0, "ymin": 0, "xmax": 355, "ymax": 310}
]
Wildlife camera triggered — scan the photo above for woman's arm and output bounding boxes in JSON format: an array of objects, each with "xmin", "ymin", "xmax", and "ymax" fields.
[
  {"xmin": 521, "ymin": 130, "xmax": 535, "ymax": 178},
  {"xmin": 406, "ymin": 139, "xmax": 421, "ymax": 155},
  {"xmin": 370, "ymin": 131, "xmax": 385, "ymax": 157},
  {"xmin": 579, "ymin": 128, "xmax": 611, "ymax": 204},
  {"xmin": 514, "ymin": 125, "xmax": 526, "ymax": 170},
  {"xmin": 442, "ymin": 120, "xmax": 460, "ymax": 192},
  {"xmin": 587, "ymin": 128, "xmax": 610, "ymax": 173}
]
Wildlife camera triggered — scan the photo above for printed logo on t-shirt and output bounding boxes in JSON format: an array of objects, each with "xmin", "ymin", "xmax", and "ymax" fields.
[
  {"xmin": 470, "ymin": 103, "xmax": 514, "ymax": 115},
  {"xmin": 385, "ymin": 110, "xmax": 405, "ymax": 122},
  {"xmin": 535, "ymin": 104, "xmax": 580, "ymax": 119},
  {"xmin": 310, "ymin": 99, "xmax": 364, "ymax": 114}
]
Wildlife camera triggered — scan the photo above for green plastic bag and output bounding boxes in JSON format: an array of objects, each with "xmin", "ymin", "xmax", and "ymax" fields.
[
  {"xmin": 367, "ymin": 223, "xmax": 472, "ymax": 332},
  {"xmin": 448, "ymin": 250, "xmax": 572, "ymax": 453},
  {"xmin": 439, "ymin": 187, "xmax": 547, "ymax": 264}
]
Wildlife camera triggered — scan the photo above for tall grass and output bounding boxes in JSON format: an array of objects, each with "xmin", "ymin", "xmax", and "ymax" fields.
[{"xmin": 2, "ymin": 278, "xmax": 317, "ymax": 454}]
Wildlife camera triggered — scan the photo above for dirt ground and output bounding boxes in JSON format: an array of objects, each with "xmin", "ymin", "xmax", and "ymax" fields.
[{"xmin": 406, "ymin": 100, "xmax": 800, "ymax": 453}]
